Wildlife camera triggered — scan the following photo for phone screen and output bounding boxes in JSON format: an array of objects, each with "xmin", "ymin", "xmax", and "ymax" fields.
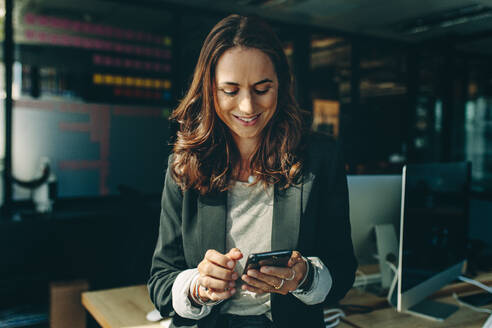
[{"xmin": 242, "ymin": 250, "xmax": 292, "ymax": 275}]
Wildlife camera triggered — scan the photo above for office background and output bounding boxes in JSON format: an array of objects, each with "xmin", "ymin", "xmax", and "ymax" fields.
[{"xmin": 0, "ymin": 0, "xmax": 491, "ymax": 326}]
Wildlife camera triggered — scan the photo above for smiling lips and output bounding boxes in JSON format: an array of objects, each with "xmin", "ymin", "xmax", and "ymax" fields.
[{"xmin": 233, "ymin": 113, "xmax": 261, "ymax": 126}]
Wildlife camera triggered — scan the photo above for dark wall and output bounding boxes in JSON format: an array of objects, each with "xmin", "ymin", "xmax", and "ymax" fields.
[{"xmin": 0, "ymin": 197, "xmax": 161, "ymax": 309}]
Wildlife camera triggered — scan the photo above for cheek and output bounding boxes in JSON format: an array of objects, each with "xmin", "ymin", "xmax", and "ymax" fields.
[
  {"xmin": 256, "ymin": 93, "xmax": 277, "ymax": 111},
  {"xmin": 215, "ymin": 95, "xmax": 235, "ymax": 121},
  {"xmin": 216, "ymin": 95, "xmax": 236, "ymax": 113}
]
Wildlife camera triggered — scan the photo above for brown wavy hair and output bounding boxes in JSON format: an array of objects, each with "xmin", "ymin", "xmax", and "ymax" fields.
[{"xmin": 170, "ymin": 14, "xmax": 307, "ymax": 195}]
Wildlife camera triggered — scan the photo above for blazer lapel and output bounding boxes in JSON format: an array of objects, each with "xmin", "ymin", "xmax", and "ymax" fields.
[
  {"xmin": 197, "ymin": 191, "xmax": 227, "ymax": 254},
  {"xmin": 272, "ymin": 183, "xmax": 301, "ymax": 251},
  {"xmin": 272, "ymin": 173, "xmax": 315, "ymax": 251}
]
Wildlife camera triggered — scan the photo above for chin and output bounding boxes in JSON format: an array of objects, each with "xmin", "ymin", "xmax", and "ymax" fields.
[{"xmin": 235, "ymin": 131, "xmax": 260, "ymax": 139}]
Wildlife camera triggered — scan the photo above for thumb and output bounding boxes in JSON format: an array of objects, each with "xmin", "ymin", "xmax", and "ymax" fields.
[
  {"xmin": 288, "ymin": 251, "xmax": 303, "ymax": 267},
  {"xmin": 226, "ymin": 248, "xmax": 243, "ymax": 261}
]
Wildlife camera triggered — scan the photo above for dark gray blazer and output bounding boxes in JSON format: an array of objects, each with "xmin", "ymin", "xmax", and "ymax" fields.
[{"xmin": 148, "ymin": 133, "xmax": 357, "ymax": 328}]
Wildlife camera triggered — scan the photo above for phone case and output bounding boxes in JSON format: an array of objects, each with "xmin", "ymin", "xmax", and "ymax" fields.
[{"xmin": 242, "ymin": 250, "xmax": 292, "ymax": 275}]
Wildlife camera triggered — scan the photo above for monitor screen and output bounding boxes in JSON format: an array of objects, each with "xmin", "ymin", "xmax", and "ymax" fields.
[{"xmin": 399, "ymin": 162, "xmax": 470, "ymax": 294}]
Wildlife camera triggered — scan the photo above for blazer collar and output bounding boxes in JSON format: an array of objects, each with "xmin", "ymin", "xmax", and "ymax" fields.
[
  {"xmin": 272, "ymin": 172, "xmax": 315, "ymax": 250},
  {"xmin": 272, "ymin": 184, "xmax": 301, "ymax": 251},
  {"xmin": 197, "ymin": 191, "xmax": 227, "ymax": 254}
]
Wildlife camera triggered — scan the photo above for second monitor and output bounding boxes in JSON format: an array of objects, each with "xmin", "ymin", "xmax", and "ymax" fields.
[{"xmin": 347, "ymin": 174, "xmax": 402, "ymax": 267}]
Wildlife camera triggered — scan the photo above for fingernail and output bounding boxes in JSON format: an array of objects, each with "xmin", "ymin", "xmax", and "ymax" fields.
[
  {"xmin": 260, "ymin": 267, "xmax": 270, "ymax": 273},
  {"xmin": 227, "ymin": 261, "xmax": 234, "ymax": 268},
  {"xmin": 248, "ymin": 270, "xmax": 256, "ymax": 277},
  {"xmin": 230, "ymin": 288, "xmax": 236, "ymax": 294},
  {"xmin": 229, "ymin": 281, "xmax": 235, "ymax": 287},
  {"xmin": 232, "ymin": 273, "xmax": 238, "ymax": 280}
]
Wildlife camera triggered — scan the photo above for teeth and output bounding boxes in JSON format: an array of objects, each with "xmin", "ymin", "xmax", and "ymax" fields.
[{"xmin": 237, "ymin": 114, "xmax": 259, "ymax": 122}]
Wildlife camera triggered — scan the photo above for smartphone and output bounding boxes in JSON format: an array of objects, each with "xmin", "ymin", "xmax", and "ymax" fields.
[{"xmin": 242, "ymin": 250, "xmax": 292, "ymax": 275}]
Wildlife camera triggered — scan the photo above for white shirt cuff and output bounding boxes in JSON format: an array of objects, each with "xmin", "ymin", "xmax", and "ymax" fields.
[
  {"xmin": 291, "ymin": 256, "xmax": 332, "ymax": 305},
  {"xmin": 171, "ymin": 268, "xmax": 214, "ymax": 319}
]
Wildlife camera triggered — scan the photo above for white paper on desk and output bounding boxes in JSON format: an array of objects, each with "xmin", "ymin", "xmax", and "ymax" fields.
[{"xmin": 160, "ymin": 318, "xmax": 171, "ymax": 327}]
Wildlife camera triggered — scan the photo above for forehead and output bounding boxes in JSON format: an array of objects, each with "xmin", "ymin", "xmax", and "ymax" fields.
[{"xmin": 215, "ymin": 47, "xmax": 277, "ymax": 83}]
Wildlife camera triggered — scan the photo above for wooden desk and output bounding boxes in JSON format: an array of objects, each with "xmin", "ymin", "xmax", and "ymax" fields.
[
  {"xmin": 339, "ymin": 271, "xmax": 492, "ymax": 328},
  {"xmin": 340, "ymin": 271, "xmax": 492, "ymax": 309},
  {"xmin": 344, "ymin": 294, "xmax": 492, "ymax": 328},
  {"xmin": 82, "ymin": 272, "xmax": 492, "ymax": 328},
  {"xmin": 82, "ymin": 285, "xmax": 170, "ymax": 328},
  {"xmin": 82, "ymin": 285, "xmax": 354, "ymax": 328}
]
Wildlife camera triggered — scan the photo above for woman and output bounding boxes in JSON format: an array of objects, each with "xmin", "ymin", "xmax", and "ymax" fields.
[{"xmin": 148, "ymin": 14, "xmax": 357, "ymax": 328}]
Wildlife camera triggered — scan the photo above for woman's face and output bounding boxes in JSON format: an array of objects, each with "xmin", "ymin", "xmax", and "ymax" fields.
[{"xmin": 214, "ymin": 47, "xmax": 278, "ymax": 147}]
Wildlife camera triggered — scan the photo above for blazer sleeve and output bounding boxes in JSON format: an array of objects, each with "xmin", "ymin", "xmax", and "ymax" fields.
[
  {"xmin": 317, "ymin": 139, "xmax": 357, "ymax": 305},
  {"xmin": 148, "ymin": 155, "xmax": 187, "ymax": 316}
]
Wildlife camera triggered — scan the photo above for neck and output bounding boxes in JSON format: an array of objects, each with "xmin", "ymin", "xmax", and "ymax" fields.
[
  {"xmin": 233, "ymin": 136, "xmax": 259, "ymax": 162},
  {"xmin": 232, "ymin": 136, "xmax": 259, "ymax": 182}
]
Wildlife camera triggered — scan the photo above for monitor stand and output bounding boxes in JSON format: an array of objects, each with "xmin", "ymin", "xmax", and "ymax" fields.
[
  {"xmin": 406, "ymin": 300, "xmax": 459, "ymax": 321},
  {"xmin": 386, "ymin": 267, "xmax": 460, "ymax": 321},
  {"xmin": 374, "ymin": 224, "xmax": 399, "ymax": 289}
]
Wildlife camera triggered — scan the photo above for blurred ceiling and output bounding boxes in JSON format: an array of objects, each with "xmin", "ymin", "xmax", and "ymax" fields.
[
  {"xmin": 12, "ymin": 0, "xmax": 492, "ymax": 55},
  {"xmin": 154, "ymin": 0, "xmax": 492, "ymax": 55}
]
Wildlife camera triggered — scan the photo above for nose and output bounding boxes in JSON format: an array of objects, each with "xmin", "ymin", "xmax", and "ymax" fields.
[{"xmin": 238, "ymin": 90, "xmax": 254, "ymax": 115}]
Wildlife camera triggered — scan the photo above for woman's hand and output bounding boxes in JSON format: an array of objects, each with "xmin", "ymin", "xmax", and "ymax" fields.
[
  {"xmin": 195, "ymin": 248, "xmax": 243, "ymax": 302},
  {"xmin": 241, "ymin": 250, "xmax": 306, "ymax": 295}
]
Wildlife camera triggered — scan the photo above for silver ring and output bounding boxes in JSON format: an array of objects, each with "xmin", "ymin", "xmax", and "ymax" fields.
[
  {"xmin": 274, "ymin": 279, "xmax": 285, "ymax": 290},
  {"xmin": 285, "ymin": 269, "xmax": 296, "ymax": 281}
]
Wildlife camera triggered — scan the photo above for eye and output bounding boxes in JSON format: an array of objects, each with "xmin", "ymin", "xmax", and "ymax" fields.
[
  {"xmin": 254, "ymin": 88, "xmax": 270, "ymax": 95},
  {"xmin": 220, "ymin": 89, "xmax": 238, "ymax": 96}
]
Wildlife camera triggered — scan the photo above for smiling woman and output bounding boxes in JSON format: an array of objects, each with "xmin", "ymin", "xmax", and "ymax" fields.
[
  {"xmin": 148, "ymin": 14, "xmax": 357, "ymax": 328},
  {"xmin": 169, "ymin": 14, "xmax": 304, "ymax": 195},
  {"xmin": 214, "ymin": 47, "xmax": 278, "ymax": 181}
]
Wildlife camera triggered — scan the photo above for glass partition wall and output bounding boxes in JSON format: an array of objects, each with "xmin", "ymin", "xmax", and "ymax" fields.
[
  {"xmin": 10, "ymin": 0, "xmax": 175, "ymax": 200},
  {"xmin": 465, "ymin": 58, "xmax": 492, "ymax": 194},
  {"xmin": 2, "ymin": 1, "xmax": 492, "ymax": 204}
]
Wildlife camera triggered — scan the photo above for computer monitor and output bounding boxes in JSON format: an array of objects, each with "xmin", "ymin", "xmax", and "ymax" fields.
[
  {"xmin": 396, "ymin": 162, "xmax": 471, "ymax": 321},
  {"xmin": 347, "ymin": 175, "xmax": 402, "ymax": 266}
]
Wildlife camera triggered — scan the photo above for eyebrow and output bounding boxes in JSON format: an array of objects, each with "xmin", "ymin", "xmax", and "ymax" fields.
[{"xmin": 220, "ymin": 78, "xmax": 273, "ymax": 86}]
